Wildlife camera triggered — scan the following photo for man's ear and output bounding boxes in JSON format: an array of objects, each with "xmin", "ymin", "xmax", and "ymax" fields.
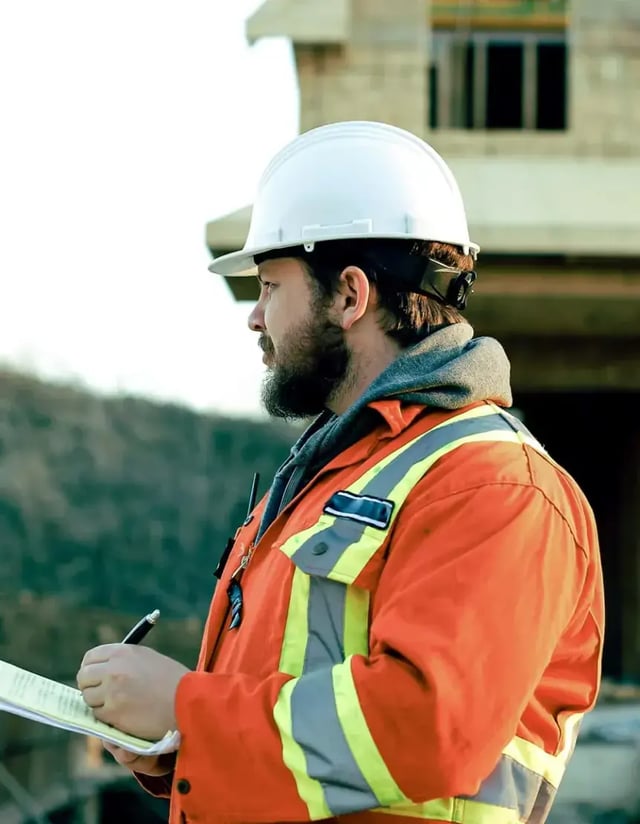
[{"xmin": 334, "ymin": 266, "xmax": 371, "ymax": 331}]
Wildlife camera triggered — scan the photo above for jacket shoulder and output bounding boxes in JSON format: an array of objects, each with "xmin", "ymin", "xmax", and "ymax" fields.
[{"xmin": 411, "ymin": 424, "xmax": 597, "ymax": 556}]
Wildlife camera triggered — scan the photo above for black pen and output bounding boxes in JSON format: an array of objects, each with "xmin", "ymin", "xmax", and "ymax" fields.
[{"xmin": 122, "ymin": 609, "xmax": 160, "ymax": 644}]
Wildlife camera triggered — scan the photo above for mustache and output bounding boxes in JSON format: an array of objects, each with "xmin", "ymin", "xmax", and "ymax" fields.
[{"xmin": 259, "ymin": 335, "xmax": 275, "ymax": 355}]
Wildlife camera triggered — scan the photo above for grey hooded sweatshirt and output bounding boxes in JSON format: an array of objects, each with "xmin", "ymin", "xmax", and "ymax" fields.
[{"xmin": 257, "ymin": 323, "xmax": 513, "ymax": 540}]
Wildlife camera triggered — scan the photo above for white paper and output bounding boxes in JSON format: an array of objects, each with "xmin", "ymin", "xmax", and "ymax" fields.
[{"xmin": 0, "ymin": 660, "xmax": 180, "ymax": 755}]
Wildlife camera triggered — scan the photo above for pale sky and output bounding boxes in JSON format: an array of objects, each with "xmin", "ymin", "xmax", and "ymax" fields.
[{"xmin": 0, "ymin": 1, "xmax": 298, "ymax": 418}]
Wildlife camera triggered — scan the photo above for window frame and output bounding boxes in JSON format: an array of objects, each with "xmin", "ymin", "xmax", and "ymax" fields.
[{"xmin": 429, "ymin": 28, "xmax": 567, "ymax": 131}]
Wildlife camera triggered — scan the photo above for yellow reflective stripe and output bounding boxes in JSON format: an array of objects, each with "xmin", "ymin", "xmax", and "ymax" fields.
[
  {"xmin": 273, "ymin": 679, "xmax": 331, "ymax": 820},
  {"xmin": 282, "ymin": 428, "xmax": 533, "ymax": 581},
  {"xmin": 418, "ymin": 402, "xmax": 499, "ymax": 430},
  {"xmin": 502, "ymin": 736, "xmax": 565, "ymax": 788},
  {"xmin": 558, "ymin": 712, "xmax": 583, "ymax": 760},
  {"xmin": 280, "ymin": 406, "xmax": 500, "ymax": 562},
  {"xmin": 485, "ymin": 402, "xmax": 547, "ymax": 456},
  {"xmin": 279, "ymin": 567, "xmax": 310, "ymax": 676},
  {"xmin": 280, "ymin": 569, "xmax": 370, "ymax": 675},
  {"xmin": 498, "ymin": 712, "xmax": 582, "ymax": 793},
  {"xmin": 384, "ymin": 430, "xmax": 521, "ymax": 504},
  {"xmin": 329, "ymin": 430, "xmax": 523, "ymax": 584},
  {"xmin": 280, "ymin": 404, "xmax": 547, "ymax": 567},
  {"xmin": 346, "ymin": 406, "xmax": 499, "ymax": 498},
  {"xmin": 374, "ymin": 798, "xmax": 456, "ymax": 820},
  {"xmin": 456, "ymin": 800, "xmax": 520, "ymax": 824},
  {"xmin": 372, "ymin": 726, "xmax": 578, "ymax": 821},
  {"xmin": 280, "ymin": 519, "xmax": 325, "ymax": 559},
  {"xmin": 521, "ymin": 433, "xmax": 545, "ymax": 451},
  {"xmin": 344, "ymin": 587, "xmax": 370, "ymax": 657},
  {"xmin": 375, "ymin": 798, "xmax": 520, "ymax": 823},
  {"xmin": 332, "ymin": 658, "xmax": 410, "ymax": 807}
]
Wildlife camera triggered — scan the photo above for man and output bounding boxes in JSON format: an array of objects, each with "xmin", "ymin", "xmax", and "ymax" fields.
[{"xmin": 77, "ymin": 121, "xmax": 604, "ymax": 824}]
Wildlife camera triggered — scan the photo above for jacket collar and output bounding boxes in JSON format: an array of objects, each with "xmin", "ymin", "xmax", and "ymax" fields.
[{"xmin": 367, "ymin": 399, "xmax": 427, "ymax": 439}]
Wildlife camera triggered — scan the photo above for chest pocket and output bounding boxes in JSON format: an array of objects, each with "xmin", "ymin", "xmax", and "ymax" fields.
[
  {"xmin": 282, "ymin": 490, "xmax": 394, "ymax": 584},
  {"xmin": 276, "ymin": 490, "xmax": 396, "ymax": 678}
]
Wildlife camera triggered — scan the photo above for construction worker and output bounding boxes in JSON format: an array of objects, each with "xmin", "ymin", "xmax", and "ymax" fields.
[{"xmin": 77, "ymin": 121, "xmax": 604, "ymax": 824}]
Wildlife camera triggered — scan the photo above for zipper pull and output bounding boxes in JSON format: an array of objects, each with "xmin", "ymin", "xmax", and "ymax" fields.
[
  {"xmin": 227, "ymin": 545, "xmax": 254, "ymax": 631},
  {"xmin": 227, "ymin": 556, "xmax": 249, "ymax": 630},
  {"xmin": 230, "ymin": 550, "xmax": 252, "ymax": 580},
  {"xmin": 227, "ymin": 579, "xmax": 244, "ymax": 630}
]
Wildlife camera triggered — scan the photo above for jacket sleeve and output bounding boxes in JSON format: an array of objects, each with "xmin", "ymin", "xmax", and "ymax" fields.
[{"xmin": 171, "ymin": 481, "xmax": 595, "ymax": 822}]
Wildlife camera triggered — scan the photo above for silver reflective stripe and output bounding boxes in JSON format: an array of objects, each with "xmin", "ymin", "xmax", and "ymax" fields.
[
  {"xmin": 290, "ymin": 668, "xmax": 379, "ymax": 814},
  {"xmin": 303, "ymin": 577, "xmax": 346, "ymax": 672},
  {"xmin": 461, "ymin": 754, "xmax": 555, "ymax": 820},
  {"xmin": 362, "ymin": 413, "xmax": 510, "ymax": 499},
  {"xmin": 528, "ymin": 780, "xmax": 556, "ymax": 824},
  {"xmin": 496, "ymin": 407, "xmax": 539, "ymax": 443}
]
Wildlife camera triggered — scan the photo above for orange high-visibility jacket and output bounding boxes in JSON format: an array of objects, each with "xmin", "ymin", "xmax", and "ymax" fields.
[{"xmin": 140, "ymin": 400, "xmax": 604, "ymax": 824}]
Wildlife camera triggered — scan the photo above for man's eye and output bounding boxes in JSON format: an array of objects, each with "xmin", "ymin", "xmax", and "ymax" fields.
[{"xmin": 263, "ymin": 282, "xmax": 276, "ymax": 292}]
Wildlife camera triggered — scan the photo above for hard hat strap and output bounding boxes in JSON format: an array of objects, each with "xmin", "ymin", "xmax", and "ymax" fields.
[
  {"xmin": 254, "ymin": 242, "xmax": 477, "ymax": 310},
  {"xmin": 419, "ymin": 259, "xmax": 477, "ymax": 311}
]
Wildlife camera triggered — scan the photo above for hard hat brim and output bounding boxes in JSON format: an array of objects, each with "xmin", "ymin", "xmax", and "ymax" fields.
[
  {"xmin": 209, "ymin": 235, "xmax": 480, "ymax": 277},
  {"xmin": 208, "ymin": 242, "xmax": 296, "ymax": 277},
  {"xmin": 208, "ymin": 251, "xmax": 258, "ymax": 277}
]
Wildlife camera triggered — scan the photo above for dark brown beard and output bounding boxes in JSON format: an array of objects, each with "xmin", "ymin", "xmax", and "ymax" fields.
[{"xmin": 261, "ymin": 303, "xmax": 350, "ymax": 419}]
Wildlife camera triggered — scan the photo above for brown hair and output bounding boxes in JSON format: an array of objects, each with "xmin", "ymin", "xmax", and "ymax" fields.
[{"xmin": 304, "ymin": 240, "xmax": 474, "ymax": 348}]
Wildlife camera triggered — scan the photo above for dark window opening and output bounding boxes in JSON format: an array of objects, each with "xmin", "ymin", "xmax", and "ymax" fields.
[
  {"xmin": 464, "ymin": 42, "xmax": 475, "ymax": 129},
  {"xmin": 428, "ymin": 63, "xmax": 439, "ymax": 130},
  {"xmin": 428, "ymin": 30, "xmax": 568, "ymax": 132},
  {"xmin": 537, "ymin": 42, "xmax": 567, "ymax": 129},
  {"xmin": 486, "ymin": 43, "xmax": 524, "ymax": 129}
]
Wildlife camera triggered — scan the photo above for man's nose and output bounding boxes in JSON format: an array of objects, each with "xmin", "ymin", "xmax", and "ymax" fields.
[{"xmin": 248, "ymin": 301, "xmax": 265, "ymax": 332}]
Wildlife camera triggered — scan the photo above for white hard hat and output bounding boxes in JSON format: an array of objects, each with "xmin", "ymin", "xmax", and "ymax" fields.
[{"xmin": 208, "ymin": 120, "xmax": 479, "ymax": 277}]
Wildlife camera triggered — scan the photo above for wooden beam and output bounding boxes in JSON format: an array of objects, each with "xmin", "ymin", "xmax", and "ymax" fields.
[
  {"xmin": 246, "ymin": 0, "xmax": 350, "ymax": 45},
  {"xmin": 503, "ymin": 336, "xmax": 640, "ymax": 390},
  {"xmin": 431, "ymin": 0, "xmax": 568, "ymax": 31},
  {"xmin": 467, "ymin": 293, "xmax": 640, "ymax": 338}
]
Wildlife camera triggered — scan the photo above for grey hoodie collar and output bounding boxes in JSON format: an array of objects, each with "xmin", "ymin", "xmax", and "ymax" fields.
[
  {"xmin": 292, "ymin": 323, "xmax": 511, "ymax": 463},
  {"xmin": 256, "ymin": 324, "xmax": 512, "ymax": 539}
]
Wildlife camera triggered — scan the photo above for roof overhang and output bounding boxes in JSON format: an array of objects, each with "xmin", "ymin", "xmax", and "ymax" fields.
[
  {"xmin": 452, "ymin": 157, "xmax": 640, "ymax": 259},
  {"xmin": 205, "ymin": 155, "xmax": 640, "ymax": 345},
  {"xmin": 206, "ymin": 157, "xmax": 640, "ymax": 303},
  {"xmin": 246, "ymin": 0, "xmax": 350, "ymax": 45}
]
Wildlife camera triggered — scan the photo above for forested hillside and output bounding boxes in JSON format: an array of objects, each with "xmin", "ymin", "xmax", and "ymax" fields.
[{"xmin": 0, "ymin": 369, "xmax": 295, "ymax": 619}]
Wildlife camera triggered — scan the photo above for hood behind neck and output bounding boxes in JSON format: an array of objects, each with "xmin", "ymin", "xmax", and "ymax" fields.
[
  {"xmin": 290, "ymin": 323, "xmax": 512, "ymax": 469},
  {"xmin": 256, "ymin": 324, "xmax": 513, "ymax": 541}
]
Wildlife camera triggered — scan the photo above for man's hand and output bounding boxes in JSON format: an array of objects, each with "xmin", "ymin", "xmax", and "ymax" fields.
[
  {"xmin": 102, "ymin": 742, "xmax": 176, "ymax": 777},
  {"xmin": 77, "ymin": 644, "xmax": 190, "ymax": 741}
]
